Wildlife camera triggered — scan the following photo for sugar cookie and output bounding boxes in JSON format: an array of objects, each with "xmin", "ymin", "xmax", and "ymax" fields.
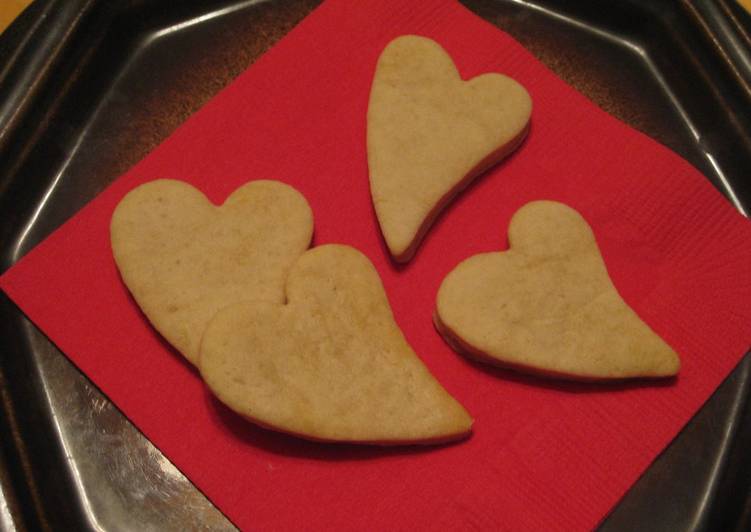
[
  {"xmin": 111, "ymin": 179, "xmax": 313, "ymax": 365},
  {"xmin": 200, "ymin": 244, "xmax": 472, "ymax": 444},
  {"xmin": 368, "ymin": 35, "xmax": 531, "ymax": 262},
  {"xmin": 436, "ymin": 201, "xmax": 680, "ymax": 380}
]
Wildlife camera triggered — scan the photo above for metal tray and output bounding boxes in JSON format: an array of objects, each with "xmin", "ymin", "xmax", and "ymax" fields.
[{"xmin": 1, "ymin": 0, "xmax": 750, "ymax": 530}]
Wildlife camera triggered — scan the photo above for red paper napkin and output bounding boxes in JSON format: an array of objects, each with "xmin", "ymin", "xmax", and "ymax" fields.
[{"xmin": 3, "ymin": 0, "xmax": 751, "ymax": 529}]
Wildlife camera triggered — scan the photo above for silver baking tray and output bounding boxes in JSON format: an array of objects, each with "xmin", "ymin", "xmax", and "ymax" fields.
[{"xmin": 1, "ymin": 0, "xmax": 750, "ymax": 529}]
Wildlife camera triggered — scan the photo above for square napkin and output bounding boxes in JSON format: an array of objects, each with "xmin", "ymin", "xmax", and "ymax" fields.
[{"xmin": 2, "ymin": 0, "xmax": 751, "ymax": 529}]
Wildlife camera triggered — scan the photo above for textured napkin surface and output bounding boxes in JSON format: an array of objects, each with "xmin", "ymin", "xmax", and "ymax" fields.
[{"xmin": 2, "ymin": 0, "xmax": 751, "ymax": 530}]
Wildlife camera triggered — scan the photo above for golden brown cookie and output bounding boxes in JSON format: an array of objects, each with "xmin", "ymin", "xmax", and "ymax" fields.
[
  {"xmin": 436, "ymin": 201, "xmax": 680, "ymax": 380},
  {"xmin": 200, "ymin": 244, "xmax": 472, "ymax": 445},
  {"xmin": 111, "ymin": 179, "xmax": 313, "ymax": 365},
  {"xmin": 368, "ymin": 35, "xmax": 532, "ymax": 262}
]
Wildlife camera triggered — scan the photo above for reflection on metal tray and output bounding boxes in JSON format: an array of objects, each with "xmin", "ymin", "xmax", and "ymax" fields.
[{"xmin": 0, "ymin": 0, "xmax": 750, "ymax": 530}]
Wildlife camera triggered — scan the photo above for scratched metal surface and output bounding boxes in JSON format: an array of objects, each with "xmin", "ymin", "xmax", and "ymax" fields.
[{"xmin": 0, "ymin": 0, "xmax": 750, "ymax": 530}]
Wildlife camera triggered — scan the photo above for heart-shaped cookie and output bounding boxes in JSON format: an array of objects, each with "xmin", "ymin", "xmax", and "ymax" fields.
[
  {"xmin": 111, "ymin": 179, "xmax": 313, "ymax": 365},
  {"xmin": 367, "ymin": 35, "xmax": 532, "ymax": 262},
  {"xmin": 199, "ymin": 244, "xmax": 472, "ymax": 444},
  {"xmin": 436, "ymin": 201, "xmax": 680, "ymax": 380}
]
